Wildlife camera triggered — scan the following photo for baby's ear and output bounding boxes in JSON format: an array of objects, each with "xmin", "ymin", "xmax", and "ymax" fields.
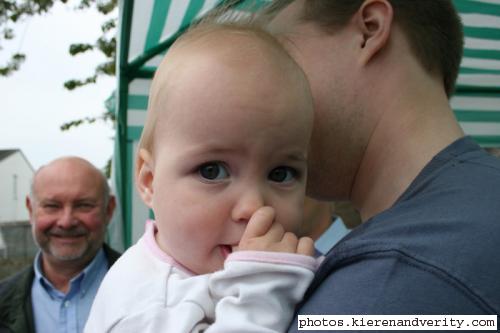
[{"xmin": 136, "ymin": 148, "xmax": 155, "ymax": 208}]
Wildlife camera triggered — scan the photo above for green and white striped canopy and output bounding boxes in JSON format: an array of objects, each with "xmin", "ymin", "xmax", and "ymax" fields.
[
  {"xmin": 110, "ymin": 0, "xmax": 500, "ymax": 249},
  {"xmin": 453, "ymin": 0, "xmax": 500, "ymax": 146}
]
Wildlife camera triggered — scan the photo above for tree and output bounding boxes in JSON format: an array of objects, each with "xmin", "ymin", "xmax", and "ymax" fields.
[
  {"xmin": 62, "ymin": 0, "xmax": 117, "ymax": 136},
  {"xmin": 0, "ymin": 0, "xmax": 56, "ymax": 76},
  {"xmin": 63, "ymin": 0, "xmax": 117, "ymax": 91},
  {"xmin": 1, "ymin": 0, "xmax": 117, "ymax": 133},
  {"xmin": 1, "ymin": 0, "xmax": 117, "ymax": 77}
]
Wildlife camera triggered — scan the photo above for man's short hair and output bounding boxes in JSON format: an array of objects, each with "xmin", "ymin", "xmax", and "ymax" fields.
[{"xmin": 264, "ymin": 0, "xmax": 464, "ymax": 97}]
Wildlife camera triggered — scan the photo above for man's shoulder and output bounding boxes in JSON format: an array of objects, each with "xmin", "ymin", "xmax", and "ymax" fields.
[
  {"xmin": 294, "ymin": 139, "xmax": 500, "ymax": 319},
  {"xmin": 102, "ymin": 243, "xmax": 121, "ymax": 267},
  {"xmin": 433, "ymin": 138, "xmax": 500, "ymax": 188},
  {"xmin": 290, "ymin": 254, "xmax": 492, "ymax": 331},
  {"xmin": 0, "ymin": 265, "xmax": 33, "ymax": 329},
  {"xmin": 0, "ymin": 266, "xmax": 33, "ymax": 298},
  {"xmin": 393, "ymin": 138, "xmax": 500, "ymax": 230},
  {"xmin": 298, "ymin": 146, "xmax": 500, "ymax": 316}
]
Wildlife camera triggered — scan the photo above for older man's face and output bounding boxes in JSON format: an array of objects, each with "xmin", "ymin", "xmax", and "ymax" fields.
[{"xmin": 27, "ymin": 159, "xmax": 112, "ymax": 267}]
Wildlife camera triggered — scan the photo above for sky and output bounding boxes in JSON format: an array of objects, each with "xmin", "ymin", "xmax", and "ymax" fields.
[{"xmin": 0, "ymin": 3, "xmax": 116, "ymax": 171}]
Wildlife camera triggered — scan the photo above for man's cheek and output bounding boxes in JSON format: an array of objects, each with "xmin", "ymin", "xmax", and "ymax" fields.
[
  {"xmin": 33, "ymin": 216, "xmax": 54, "ymax": 232},
  {"xmin": 81, "ymin": 212, "xmax": 106, "ymax": 230}
]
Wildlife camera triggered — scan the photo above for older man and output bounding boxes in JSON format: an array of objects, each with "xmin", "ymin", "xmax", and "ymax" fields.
[{"xmin": 0, "ymin": 157, "xmax": 120, "ymax": 333}]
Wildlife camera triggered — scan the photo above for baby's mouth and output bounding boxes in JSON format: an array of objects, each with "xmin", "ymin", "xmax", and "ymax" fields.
[{"xmin": 220, "ymin": 245, "xmax": 234, "ymax": 259}]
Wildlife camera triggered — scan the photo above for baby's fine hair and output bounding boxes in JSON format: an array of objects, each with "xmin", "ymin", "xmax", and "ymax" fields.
[{"xmin": 138, "ymin": 11, "xmax": 307, "ymax": 154}]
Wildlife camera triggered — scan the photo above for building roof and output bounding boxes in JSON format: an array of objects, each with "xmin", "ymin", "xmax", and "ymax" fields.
[
  {"xmin": 0, "ymin": 149, "xmax": 34, "ymax": 171},
  {"xmin": 0, "ymin": 150, "xmax": 18, "ymax": 162}
]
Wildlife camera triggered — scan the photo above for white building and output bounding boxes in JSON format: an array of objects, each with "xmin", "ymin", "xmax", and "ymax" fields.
[{"xmin": 0, "ymin": 149, "xmax": 34, "ymax": 223}]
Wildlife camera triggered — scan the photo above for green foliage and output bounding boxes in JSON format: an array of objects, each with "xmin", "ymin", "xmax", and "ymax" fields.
[
  {"xmin": 103, "ymin": 156, "xmax": 111, "ymax": 178},
  {"xmin": 64, "ymin": 2, "xmax": 117, "ymax": 90},
  {"xmin": 96, "ymin": 0, "xmax": 116, "ymax": 15},
  {"xmin": 60, "ymin": 108, "xmax": 115, "ymax": 131},
  {"xmin": 1, "ymin": 0, "xmax": 117, "ymax": 83},
  {"xmin": 96, "ymin": 35, "xmax": 115, "ymax": 57},
  {"xmin": 0, "ymin": 52, "xmax": 24, "ymax": 75},
  {"xmin": 3, "ymin": 27, "xmax": 14, "ymax": 39},
  {"xmin": 1, "ymin": 0, "xmax": 58, "ymax": 76},
  {"xmin": 63, "ymin": 74, "xmax": 97, "ymax": 90},
  {"xmin": 101, "ymin": 17, "xmax": 115, "ymax": 32},
  {"xmin": 1, "ymin": 1, "xmax": 60, "ymax": 24},
  {"xmin": 63, "ymin": 34, "xmax": 116, "ymax": 89},
  {"xmin": 69, "ymin": 42, "xmax": 94, "ymax": 55},
  {"xmin": 96, "ymin": 59, "xmax": 115, "ymax": 75},
  {"xmin": 1, "ymin": 0, "xmax": 118, "ymax": 171}
]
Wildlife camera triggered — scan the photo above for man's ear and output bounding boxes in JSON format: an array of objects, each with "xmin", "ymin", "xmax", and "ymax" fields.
[
  {"xmin": 354, "ymin": 0, "xmax": 393, "ymax": 65},
  {"xmin": 136, "ymin": 149, "xmax": 155, "ymax": 208},
  {"xmin": 105, "ymin": 195, "xmax": 117, "ymax": 223},
  {"xmin": 26, "ymin": 195, "xmax": 34, "ymax": 224}
]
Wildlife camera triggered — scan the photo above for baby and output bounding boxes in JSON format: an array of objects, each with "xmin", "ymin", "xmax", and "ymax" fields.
[{"xmin": 86, "ymin": 20, "xmax": 317, "ymax": 332}]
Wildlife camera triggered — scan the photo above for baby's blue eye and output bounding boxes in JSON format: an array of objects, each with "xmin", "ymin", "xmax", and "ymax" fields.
[
  {"xmin": 268, "ymin": 167, "xmax": 297, "ymax": 183},
  {"xmin": 199, "ymin": 162, "xmax": 229, "ymax": 180}
]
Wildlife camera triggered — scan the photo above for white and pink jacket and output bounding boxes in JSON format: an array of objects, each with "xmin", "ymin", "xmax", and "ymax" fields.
[{"xmin": 85, "ymin": 220, "xmax": 320, "ymax": 333}]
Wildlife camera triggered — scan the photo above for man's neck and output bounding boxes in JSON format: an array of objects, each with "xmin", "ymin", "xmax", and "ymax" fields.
[
  {"xmin": 351, "ymin": 81, "xmax": 464, "ymax": 221},
  {"xmin": 41, "ymin": 255, "xmax": 91, "ymax": 293}
]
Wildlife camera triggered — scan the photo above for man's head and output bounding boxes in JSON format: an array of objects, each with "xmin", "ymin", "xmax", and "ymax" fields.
[
  {"xmin": 135, "ymin": 22, "xmax": 314, "ymax": 274},
  {"xmin": 266, "ymin": 0, "xmax": 464, "ymax": 201},
  {"xmin": 265, "ymin": 0, "xmax": 463, "ymax": 97},
  {"xmin": 26, "ymin": 157, "xmax": 115, "ymax": 270}
]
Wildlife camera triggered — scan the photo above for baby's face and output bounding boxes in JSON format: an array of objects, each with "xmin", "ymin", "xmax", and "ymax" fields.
[{"xmin": 142, "ymin": 36, "xmax": 313, "ymax": 274}]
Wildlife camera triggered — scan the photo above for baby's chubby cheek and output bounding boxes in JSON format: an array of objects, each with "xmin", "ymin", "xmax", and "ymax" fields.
[{"xmin": 281, "ymin": 210, "xmax": 305, "ymax": 235}]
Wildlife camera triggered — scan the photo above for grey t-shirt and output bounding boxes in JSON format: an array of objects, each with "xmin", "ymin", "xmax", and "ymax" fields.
[{"xmin": 288, "ymin": 137, "xmax": 500, "ymax": 332}]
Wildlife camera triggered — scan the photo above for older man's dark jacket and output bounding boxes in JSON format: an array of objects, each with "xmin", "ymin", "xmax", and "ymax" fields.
[{"xmin": 0, "ymin": 244, "xmax": 120, "ymax": 333}]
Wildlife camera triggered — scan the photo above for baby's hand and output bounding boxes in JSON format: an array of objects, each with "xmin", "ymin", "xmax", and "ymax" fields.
[{"xmin": 237, "ymin": 206, "xmax": 314, "ymax": 256}]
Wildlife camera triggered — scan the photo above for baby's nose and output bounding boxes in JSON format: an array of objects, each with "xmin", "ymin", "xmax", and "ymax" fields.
[{"xmin": 231, "ymin": 187, "xmax": 266, "ymax": 223}]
